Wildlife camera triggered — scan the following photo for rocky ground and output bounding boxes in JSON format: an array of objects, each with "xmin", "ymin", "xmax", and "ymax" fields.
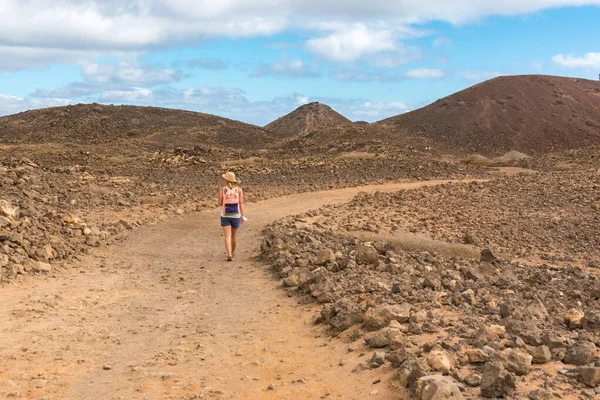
[
  {"xmin": 0, "ymin": 145, "xmax": 486, "ymax": 284},
  {"xmin": 260, "ymin": 157, "xmax": 600, "ymax": 399}
]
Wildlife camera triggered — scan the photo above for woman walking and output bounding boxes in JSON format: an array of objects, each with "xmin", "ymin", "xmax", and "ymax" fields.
[{"xmin": 218, "ymin": 172, "xmax": 245, "ymax": 261}]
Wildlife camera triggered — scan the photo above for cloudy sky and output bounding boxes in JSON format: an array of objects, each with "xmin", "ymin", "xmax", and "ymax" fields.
[{"xmin": 0, "ymin": 1, "xmax": 599, "ymax": 125}]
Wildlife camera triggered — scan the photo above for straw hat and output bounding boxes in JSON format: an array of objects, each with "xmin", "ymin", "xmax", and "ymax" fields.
[{"xmin": 222, "ymin": 171, "xmax": 240, "ymax": 183}]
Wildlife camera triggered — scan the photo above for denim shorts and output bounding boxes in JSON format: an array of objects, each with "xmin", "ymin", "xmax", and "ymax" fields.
[{"xmin": 221, "ymin": 216, "xmax": 241, "ymax": 229}]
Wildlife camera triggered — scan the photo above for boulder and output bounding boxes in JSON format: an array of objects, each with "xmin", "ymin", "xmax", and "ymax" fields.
[
  {"xmin": 496, "ymin": 348, "xmax": 532, "ymax": 376},
  {"xmin": 364, "ymin": 327, "xmax": 403, "ymax": 349},
  {"xmin": 370, "ymin": 351, "xmax": 386, "ymax": 368},
  {"xmin": 480, "ymin": 248, "xmax": 497, "ymax": 263},
  {"xmin": 525, "ymin": 299, "xmax": 548, "ymax": 321},
  {"xmin": 527, "ymin": 346, "xmax": 552, "ymax": 364},
  {"xmin": 480, "ymin": 362, "xmax": 516, "ymax": 398},
  {"xmin": 324, "ymin": 298, "xmax": 363, "ymax": 331},
  {"xmin": 417, "ymin": 375, "xmax": 464, "ymax": 400},
  {"xmin": 579, "ymin": 367, "xmax": 600, "ymax": 387},
  {"xmin": 0, "ymin": 200, "xmax": 18, "ymax": 219},
  {"xmin": 463, "ymin": 373, "xmax": 482, "ymax": 387},
  {"xmin": 565, "ymin": 341, "xmax": 596, "ymax": 366},
  {"xmin": 466, "ymin": 347, "xmax": 495, "ymax": 364},
  {"xmin": 315, "ymin": 248, "xmax": 335, "ymax": 265},
  {"xmin": 386, "ymin": 347, "xmax": 415, "ymax": 368},
  {"xmin": 505, "ymin": 319, "xmax": 543, "ymax": 346},
  {"xmin": 356, "ymin": 244, "xmax": 379, "ymax": 265},
  {"xmin": 427, "ymin": 347, "xmax": 457, "ymax": 374},
  {"xmin": 363, "ymin": 303, "xmax": 411, "ymax": 331},
  {"xmin": 564, "ymin": 308, "xmax": 585, "ymax": 329},
  {"xmin": 582, "ymin": 312, "xmax": 600, "ymax": 332}
]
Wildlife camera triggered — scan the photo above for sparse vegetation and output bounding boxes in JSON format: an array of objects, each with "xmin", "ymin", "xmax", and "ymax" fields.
[
  {"xmin": 495, "ymin": 150, "xmax": 530, "ymax": 162},
  {"xmin": 352, "ymin": 229, "xmax": 481, "ymax": 260},
  {"xmin": 459, "ymin": 154, "xmax": 493, "ymax": 165},
  {"xmin": 336, "ymin": 151, "xmax": 378, "ymax": 160}
]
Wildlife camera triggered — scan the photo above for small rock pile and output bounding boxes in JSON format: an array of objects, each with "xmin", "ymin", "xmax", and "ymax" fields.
[{"xmin": 261, "ymin": 209, "xmax": 600, "ymax": 398}]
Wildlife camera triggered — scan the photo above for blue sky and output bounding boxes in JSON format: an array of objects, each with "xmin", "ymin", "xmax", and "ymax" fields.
[{"xmin": 0, "ymin": 1, "xmax": 599, "ymax": 126}]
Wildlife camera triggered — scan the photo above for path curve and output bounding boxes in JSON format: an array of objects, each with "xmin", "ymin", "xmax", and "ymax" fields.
[{"xmin": 0, "ymin": 179, "xmax": 480, "ymax": 400}]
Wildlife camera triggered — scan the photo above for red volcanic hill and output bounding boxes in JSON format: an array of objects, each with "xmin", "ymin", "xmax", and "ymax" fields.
[
  {"xmin": 264, "ymin": 102, "xmax": 352, "ymax": 138},
  {"xmin": 376, "ymin": 75, "xmax": 600, "ymax": 155},
  {"xmin": 0, "ymin": 103, "xmax": 275, "ymax": 150}
]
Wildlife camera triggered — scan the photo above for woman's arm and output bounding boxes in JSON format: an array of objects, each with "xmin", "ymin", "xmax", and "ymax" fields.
[
  {"xmin": 239, "ymin": 188, "xmax": 245, "ymax": 219},
  {"xmin": 217, "ymin": 187, "xmax": 223, "ymax": 206}
]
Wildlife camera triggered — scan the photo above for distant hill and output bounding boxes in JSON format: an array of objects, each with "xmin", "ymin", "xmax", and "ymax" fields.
[
  {"xmin": 264, "ymin": 102, "xmax": 352, "ymax": 138},
  {"xmin": 376, "ymin": 75, "xmax": 600, "ymax": 155},
  {"xmin": 0, "ymin": 103, "xmax": 274, "ymax": 150}
]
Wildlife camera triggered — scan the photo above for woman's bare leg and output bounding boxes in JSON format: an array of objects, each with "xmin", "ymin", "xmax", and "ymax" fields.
[
  {"xmin": 231, "ymin": 228, "xmax": 238, "ymax": 257},
  {"xmin": 223, "ymin": 226, "xmax": 232, "ymax": 257}
]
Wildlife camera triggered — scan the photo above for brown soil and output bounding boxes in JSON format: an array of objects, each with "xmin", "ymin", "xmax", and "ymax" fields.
[
  {"xmin": 377, "ymin": 75, "xmax": 600, "ymax": 156},
  {"xmin": 0, "ymin": 179, "xmax": 464, "ymax": 399},
  {"xmin": 264, "ymin": 102, "xmax": 352, "ymax": 138}
]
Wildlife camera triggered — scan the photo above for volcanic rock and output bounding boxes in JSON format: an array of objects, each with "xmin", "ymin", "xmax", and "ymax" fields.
[
  {"xmin": 565, "ymin": 341, "xmax": 597, "ymax": 366},
  {"xmin": 480, "ymin": 362, "xmax": 516, "ymax": 398},
  {"xmin": 416, "ymin": 375, "xmax": 464, "ymax": 400}
]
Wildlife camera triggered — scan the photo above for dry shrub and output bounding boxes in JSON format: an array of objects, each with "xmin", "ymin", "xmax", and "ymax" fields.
[
  {"xmin": 337, "ymin": 151, "xmax": 378, "ymax": 160},
  {"xmin": 495, "ymin": 150, "xmax": 530, "ymax": 162},
  {"xmin": 459, "ymin": 154, "xmax": 493, "ymax": 165},
  {"xmin": 352, "ymin": 230, "xmax": 481, "ymax": 260}
]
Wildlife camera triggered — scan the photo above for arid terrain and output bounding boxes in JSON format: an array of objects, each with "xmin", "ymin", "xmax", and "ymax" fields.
[{"xmin": 1, "ymin": 74, "xmax": 600, "ymax": 399}]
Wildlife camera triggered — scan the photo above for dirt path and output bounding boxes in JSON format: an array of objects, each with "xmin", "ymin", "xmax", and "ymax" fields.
[{"xmin": 0, "ymin": 179, "xmax": 479, "ymax": 400}]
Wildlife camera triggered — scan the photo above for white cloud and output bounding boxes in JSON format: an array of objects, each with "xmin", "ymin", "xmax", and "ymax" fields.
[
  {"xmin": 82, "ymin": 62, "xmax": 181, "ymax": 86},
  {"xmin": 186, "ymin": 58, "xmax": 227, "ymax": 70},
  {"xmin": 347, "ymin": 101, "xmax": 410, "ymax": 118},
  {"xmin": 306, "ymin": 24, "xmax": 397, "ymax": 62},
  {"xmin": 252, "ymin": 57, "xmax": 320, "ymax": 78},
  {"xmin": 2, "ymin": 1, "xmax": 600, "ymax": 70},
  {"xmin": 101, "ymin": 87, "xmax": 153, "ymax": 102},
  {"xmin": 0, "ymin": 93, "xmax": 72, "ymax": 116},
  {"xmin": 433, "ymin": 37, "xmax": 453, "ymax": 47},
  {"xmin": 552, "ymin": 52, "xmax": 600, "ymax": 69},
  {"xmin": 333, "ymin": 71, "xmax": 391, "ymax": 82},
  {"xmin": 295, "ymin": 96, "xmax": 309, "ymax": 106},
  {"xmin": 404, "ymin": 68, "xmax": 446, "ymax": 78},
  {"xmin": 460, "ymin": 70, "xmax": 502, "ymax": 82}
]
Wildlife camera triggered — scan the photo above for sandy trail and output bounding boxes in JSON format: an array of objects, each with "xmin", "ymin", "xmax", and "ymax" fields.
[{"xmin": 0, "ymin": 179, "xmax": 477, "ymax": 400}]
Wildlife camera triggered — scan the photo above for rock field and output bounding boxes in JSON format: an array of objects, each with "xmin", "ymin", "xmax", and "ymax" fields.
[
  {"xmin": 260, "ymin": 156, "xmax": 600, "ymax": 399},
  {"xmin": 0, "ymin": 146, "xmax": 485, "ymax": 284}
]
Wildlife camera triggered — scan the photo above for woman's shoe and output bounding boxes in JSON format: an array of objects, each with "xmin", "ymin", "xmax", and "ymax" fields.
[{"xmin": 227, "ymin": 255, "xmax": 233, "ymax": 261}]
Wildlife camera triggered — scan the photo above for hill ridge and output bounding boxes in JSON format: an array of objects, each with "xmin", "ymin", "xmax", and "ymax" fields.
[
  {"xmin": 0, "ymin": 103, "xmax": 274, "ymax": 150},
  {"xmin": 376, "ymin": 74, "xmax": 600, "ymax": 155},
  {"xmin": 264, "ymin": 101, "xmax": 352, "ymax": 138}
]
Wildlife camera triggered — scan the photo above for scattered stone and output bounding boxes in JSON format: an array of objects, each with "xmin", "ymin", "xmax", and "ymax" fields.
[
  {"xmin": 427, "ymin": 347, "xmax": 456, "ymax": 374},
  {"xmin": 370, "ymin": 351, "xmax": 386, "ymax": 368},
  {"xmin": 417, "ymin": 375, "xmax": 464, "ymax": 400},
  {"xmin": 565, "ymin": 341, "xmax": 596, "ymax": 366},
  {"xmin": 565, "ymin": 308, "xmax": 585, "ymax": 329},
  {"xmin": 315, "ymin": 248, "xmax": 336, "ymax": 266},
  {"xmin": 480, "ymin": 362, "xmax": 516, "ymax": 398},
  {"xmin": 362, "ymin": 303, "xmax": 411, "ymax": 331},
  {"xmin": 496, "ymin": 348, "xmax": 532, "ymax": 376},
  {"xmin": 480, "ymin": 248, "xmax": 497, "ymax": 263},
  {"xmin": 528, "ymin": 389, "xmax": 551, "ymax": 400},
  {"xmin": 527, "ymin": 345, "xmax": 552, "ymax": 364},
  {"xmin": 582, "ymin": 312, "xmax": 600, "ymax": 332},
  {"xmin": 579, "ymin": 367, "xmax": 600, "ymax": 387},
  {"xmin": 463, "ymin": 373, "xmax": 482, "ymax": 387},
  {"xmin": 356, "ymin": 244, "xmax": 379, "ymax": 265}
]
